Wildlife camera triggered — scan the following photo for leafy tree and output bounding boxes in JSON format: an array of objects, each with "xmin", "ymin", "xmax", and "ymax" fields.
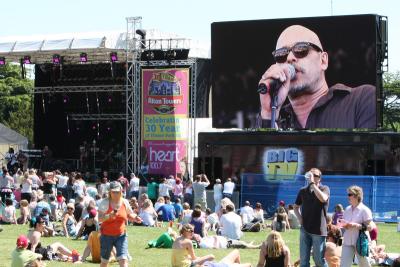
[
  {"xmin": 382, "ymin": 71, "xmax": 400, "ymax": 131},
  {"xmin": 0, "ymin": 63, "xmax": 34, "ymax": 142}
]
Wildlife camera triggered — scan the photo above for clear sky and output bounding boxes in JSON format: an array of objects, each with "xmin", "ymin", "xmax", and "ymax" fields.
[{"xmin": 1, "ymin": 0, "xmax": 399, "ymax": 71}]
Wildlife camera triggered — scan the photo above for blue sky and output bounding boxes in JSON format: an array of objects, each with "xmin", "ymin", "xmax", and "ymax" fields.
[{"xmin": 1, "ymin": 0, "xmax": 399, "ymax": 71}]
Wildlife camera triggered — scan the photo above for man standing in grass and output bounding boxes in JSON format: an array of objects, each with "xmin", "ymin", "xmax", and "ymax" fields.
[{"xmin": 294, "ymin": 168, "xmax": 330, "ymax": 267}]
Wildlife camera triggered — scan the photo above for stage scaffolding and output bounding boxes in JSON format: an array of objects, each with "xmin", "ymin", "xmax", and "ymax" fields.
[
  {"xmin": 125, "ymin": 16, "xmax": 142, "ymax": 175},
  {"xmin": 29, "ymin": 16, "xmax": 199, "ymax": 176},
  {"xmin": 125, "ymin": 16, "xmax": 198, "ymax": 177},
  {"xmin": 33, "ymin": 85, "xmax": 125, "ymax": 94}
]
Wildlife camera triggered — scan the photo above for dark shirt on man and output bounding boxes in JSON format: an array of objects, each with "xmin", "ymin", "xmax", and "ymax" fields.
[
  {"xmin": 257, "ymin": 83, "xmax": 376, "ymax": 129},
  {"xmin": 295, "ymin": 184, "xmax": 330, "ymax": 236}
]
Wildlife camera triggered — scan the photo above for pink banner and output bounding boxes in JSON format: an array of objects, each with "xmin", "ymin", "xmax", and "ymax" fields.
[
  {"xmin": 143, "ymin": 140, "xmax": 187, "ymax": 175},
  {"xmin": 141, "ymin": 68, "xmax": 189, "ymax": 176}
]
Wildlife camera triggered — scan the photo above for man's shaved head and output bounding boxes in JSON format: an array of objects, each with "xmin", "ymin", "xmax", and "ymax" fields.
[{"xmin": 276, "ymin": 25, "xmax": 323, "ymax": 50}]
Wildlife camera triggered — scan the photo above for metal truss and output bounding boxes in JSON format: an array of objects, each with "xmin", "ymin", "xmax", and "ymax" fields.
[
  {"xmin": 135, "ymin": 59, "xmax": 196, "ymax": 67},
  {"xmin": 68, "ymin": 114, "xmax": 126, "ymax": 121},
  {"xmin": 125, "ymin": 17, "xmax": 142, "ymax": 175},
  {"xmin": 188, "ymin": 60, "xmax": 197, "ymax": 179},
  {"xmin": 142, "ymin": 38, "xmax": 190, "ymax": 51},
  {"xmin": 33, "ymin": 85, "xmax": 125, "ymax": 94}
]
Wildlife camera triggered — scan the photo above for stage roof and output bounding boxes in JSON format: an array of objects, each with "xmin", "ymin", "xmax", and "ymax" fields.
[{"xmin": 0, "ymin": 29, "xmax": 210, "ymax": 64}]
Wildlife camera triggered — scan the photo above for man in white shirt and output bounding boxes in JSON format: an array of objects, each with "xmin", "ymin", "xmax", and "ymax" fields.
[
  {"xmin": 167, "ymin": 175, "xmax": 176, "ymax": 199},
  {"xmin": 159, "ymin": 177, "xmax": 172, "ymax": 197},
  {"xmin": 219, "ymin": 204, "xmax": 243, "ymax": 240},
  {"xmin": 239, "ymin": 201, "xmax": 255, "ymax": 224},
  {"xmin": 223, "ymin": 177, "xmax": 235, "ymax": 200},
  {"xmin": 28, "ymin": 169, "xmax": 42, "ymax": 191},
  {"xmin": 192, "ymin": 174, "xmax": 210, "ymax": 209},
  {"xmin": 128, "ymin": 173, "xmax": 140, "ymax": 199}
]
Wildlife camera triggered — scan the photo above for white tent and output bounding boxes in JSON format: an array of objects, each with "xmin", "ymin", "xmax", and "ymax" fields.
[{"xmin": 0, "ymin": 123, "xmax": 28, "ymax": 164}]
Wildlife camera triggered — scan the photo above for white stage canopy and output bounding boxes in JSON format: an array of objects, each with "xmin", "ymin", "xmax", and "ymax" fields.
[{"xmin": 0, "ymin": 29, "xmax": 210, "ymax": 64}]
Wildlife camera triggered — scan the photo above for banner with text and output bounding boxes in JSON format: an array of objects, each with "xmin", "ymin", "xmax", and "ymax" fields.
[{"xmin": 141, "ymin": 68, "xmax": 190, "ymax": 176}]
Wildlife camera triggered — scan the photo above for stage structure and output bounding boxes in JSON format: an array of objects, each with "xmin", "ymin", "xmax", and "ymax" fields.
[
  {"xmin": 125, "ymin": 17, "xmax": 143, "ymax": 176},
  {"xmin": 0, "ymin": 17, "xmax": 209, "ymax": 176}
]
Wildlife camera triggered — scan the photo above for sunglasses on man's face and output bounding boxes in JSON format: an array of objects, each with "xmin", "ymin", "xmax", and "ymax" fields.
[{"xmin": 272, "ymin": 42, "xmax": 323, "ymax": 63}]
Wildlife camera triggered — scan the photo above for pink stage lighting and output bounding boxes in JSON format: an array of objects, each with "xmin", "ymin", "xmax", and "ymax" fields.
[
  {"xmin": 110, "ymin": 52, "xmax": 118, "ymax": 62},
  {"xmin": 80, "ymin": 53, "xmax": 88, "ymax": 63},
  {"xmin": 53, "ymin": 54, "xmax": 61, "ymax": 64},
  {"xmin": 23, "ymin": 56, "xmax": 31, "ymax": 64}
]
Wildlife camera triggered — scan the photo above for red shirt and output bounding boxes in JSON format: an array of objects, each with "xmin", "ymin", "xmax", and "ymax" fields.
[{"xmin": 101, "ymin": 201, "xmax": 128, "ymax": 236}]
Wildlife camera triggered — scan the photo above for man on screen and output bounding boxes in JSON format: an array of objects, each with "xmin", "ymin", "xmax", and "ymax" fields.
[{"xmin": 256, "ymin": 25, "xmax": 376, "ymax": 129}]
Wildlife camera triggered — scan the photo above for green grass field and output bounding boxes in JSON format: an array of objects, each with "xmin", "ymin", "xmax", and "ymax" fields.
[{"xmin": 0, "ymin": 222, "xmax": 398, "ymax": 267}]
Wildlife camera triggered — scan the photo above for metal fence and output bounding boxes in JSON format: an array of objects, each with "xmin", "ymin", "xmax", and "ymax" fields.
[{"xmin": 241, "ymin": 174, "xmax": 400, "ymax": 222}]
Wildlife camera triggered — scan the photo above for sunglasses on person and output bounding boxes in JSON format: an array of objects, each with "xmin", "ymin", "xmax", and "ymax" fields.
[
  {"xmin": 347, "ymin": 193, "xmax": 354, "ymax": 197},
  {"xmin": 67, "ymin": 207, "xmax": 74, "ymax": 210},
  {"xmin": 272, "ymin": 42, "xmax": 323, "ymax": 63}
]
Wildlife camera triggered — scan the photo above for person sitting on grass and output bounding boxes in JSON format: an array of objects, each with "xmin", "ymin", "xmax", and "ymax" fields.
[
  {"xmin": 219, "ymin": 204, "xmax": 243, "ymax": 240},
  {"xmin": 256, "ymin": 231, "xmax": 291, "ymax": 267},
  {"xmin": 197, "ymin": 234, "xmax": 261, "ymax": 250},
  {"xmin": 181, "ymin": 202, "xmax": 193, "ymax": 225},
  {"xmin": 76, "ymin": 208, "xmax": 98, "ymax": 240},
  {"xmin": 81, "ymin": 231, "xmax": 116, "ymax": 263},
  {"xmin": 272, "ymin": 206, "xmax": 291, "ymax": 232},
  {"xmin": 157, "ymin": 195, "xmax": 176, "ymax": 222},
  {"xmin": 325, "ymin": 224, "xmax": 342, "ymax": 267},
  {"xmin": 191, "ymin": 207, "xmax": 207, "ymax": 237},
  {"xmin": 147, "ymin": 227, "xmax": 178, "ymax": 248},
  {"xmin": 62, "ymin": 203, "xmax": 77, "ymax": 238},
  {"xmin": 171, "ymin": 223, "xmax": 215, "ymax": 267},
  {"xmin": 17, "ymin": 199, "xmax": 31, "ymax": 224},
  {"xmin": 28, "ymin": 216, "xmax": 76, "ymax": 261},
  {"xmin": 1, "ymin": 198, "xmax": 17, "ymax": 224},
  {"xmin": 11, "ymin": 234, "xmax": 43, "ymax": 267},
  {"xmin": 205, "ymin": 208, "xmax": 219, "ymax": 232},
  {"xmin": 139, "ymin": 198, "xmax": 158, "ymax": 227}
]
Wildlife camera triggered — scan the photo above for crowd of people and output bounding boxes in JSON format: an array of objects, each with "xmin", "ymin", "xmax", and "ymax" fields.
[{"xmin": 0, "ymin": 165, "xmax": 399, "ymax": 267}]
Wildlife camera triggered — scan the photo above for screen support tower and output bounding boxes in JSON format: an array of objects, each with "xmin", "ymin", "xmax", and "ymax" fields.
[{"xmin": 125, "ymin": 16, "xmax": 142, "ymax": 174}]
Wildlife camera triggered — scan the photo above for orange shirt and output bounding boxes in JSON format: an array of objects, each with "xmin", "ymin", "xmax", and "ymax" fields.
[{"xmin": 100, "ymin": 201, "xmax": 128, "ymax": 236}]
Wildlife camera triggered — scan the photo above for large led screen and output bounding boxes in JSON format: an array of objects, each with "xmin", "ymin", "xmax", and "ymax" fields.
[{"xmin": 212, "ymin": 14, "xmax": 381, "ymax": 129}]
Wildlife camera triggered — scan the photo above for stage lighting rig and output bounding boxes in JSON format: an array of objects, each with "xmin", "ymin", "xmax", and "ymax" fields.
[
  {"xmin": 136, "ymin": 29, "xmax": 146, "ymax": 49},
  {"xmin": 52, "ymin": 54, "xmax": 61, "ymax": 65},
  {"xmin": 110, "ymin": 52, "xmax": 118, "ymax": 62},
  {"xmin": 23, "ymin": 56, "xmax": 31, "ymax": 64},
  {"xmin": 80, "ymin": 53, "xmax": 88, "ymax": 63},
  {"xmin": 165, "ymin": 49, "xmax": 177, "ymax": 61}
]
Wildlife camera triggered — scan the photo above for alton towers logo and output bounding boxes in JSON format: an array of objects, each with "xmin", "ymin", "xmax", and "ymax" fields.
[{"xmin": 147, "ymin": 71, "xmax": 183, "ymax": 114}]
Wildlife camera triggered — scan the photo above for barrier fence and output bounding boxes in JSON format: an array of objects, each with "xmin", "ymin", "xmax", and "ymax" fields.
[{"xmin": 241, "ymin": 174, "xmax": 400, "ymax": 222}]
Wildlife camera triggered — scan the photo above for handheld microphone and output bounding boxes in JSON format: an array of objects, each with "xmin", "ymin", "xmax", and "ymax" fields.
[{"xmin": 257, "ymin": 65, "xmax": 296, "ymax": 95}]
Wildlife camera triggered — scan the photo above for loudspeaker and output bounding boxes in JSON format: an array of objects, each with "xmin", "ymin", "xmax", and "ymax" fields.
[{"xmin": 195, "ymin": 157, "xmax": 223, "ymax": 181}]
